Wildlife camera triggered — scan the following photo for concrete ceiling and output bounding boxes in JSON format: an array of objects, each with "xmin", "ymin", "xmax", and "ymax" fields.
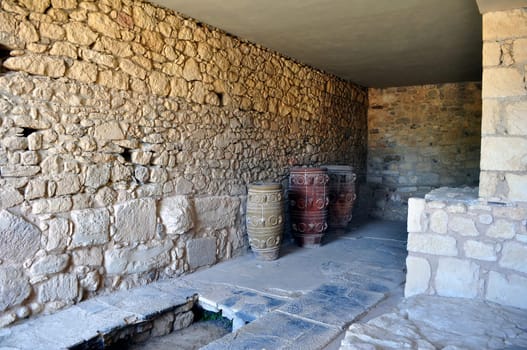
[{"xmin": 151, "ymin": 0, "xmax": 491, "ymax": 87}]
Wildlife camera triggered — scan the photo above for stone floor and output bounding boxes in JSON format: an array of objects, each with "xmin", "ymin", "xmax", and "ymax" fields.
[{"xmin": 1, "ymin": 219, "xmax": 525, "ymax": 349}]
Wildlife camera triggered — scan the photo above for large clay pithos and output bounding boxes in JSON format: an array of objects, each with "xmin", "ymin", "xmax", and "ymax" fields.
[
  {"xmin": 325, "ymin": 165, "xmax": 357, "ymax": 228},
  {"xmin": 289, "ymin": 167, "xmax": 329, "ymax": 247},
  {"xmin": 246, "ymin": 182, "xmax": 284, "ymax": 260}
]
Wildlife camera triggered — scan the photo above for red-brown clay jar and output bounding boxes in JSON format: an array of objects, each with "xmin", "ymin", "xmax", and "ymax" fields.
[{"xmin": 325, "ymin": 165, "xmax": 357, "ymax": 228}]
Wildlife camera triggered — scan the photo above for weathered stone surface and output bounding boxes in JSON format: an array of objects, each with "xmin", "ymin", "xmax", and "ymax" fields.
[
  {"xmin": 0, "ymin": 210, "xmax": 41, "ymax": 263},
  {"xmin": 481, "ymin": 137, "xmax": 527, "ymax": 171},
  {"xmin": 113, "ymin": 198, "xmax": 156, "ymax": 243},
  {"xmin": 4, "ymin": 55, "xmax": 65, "ymax": 78},
  {"xmin": 70, "ymin": 208, "xmax": 110, "ymax": 248},
  {"xmin": 435, "ymin": 257, "xmax": 479, "ymax": 298},
  {"xmin": 483, "ymin": 8, "xmax": 527, "ymax": 41},
  {"xmin": 182, "ymin": 58, "xmax": 201, "ymax": 81},
  {"xmin": 149, "ymin": 71, "xmax": 170, "ymax": 96},
  {"xmin": 64, "ymin": 22, "xmax": 98, "ymax": 46},
  {"xmin": 151, "ymin": 312, "xmax": 174, "ymax": 337},
  {"xmin": 0, "ymin": 186, "xmax": 24, "ymax": 210},
  {"xmin": 87, "ymin": 13, "xmax": 121, "ymax": 39},
  {"xmin": 0, "ymin": 266, "xmax": 31, "ymax": 312},
  {"xmin": 407, "ymin": 198, "xmax": 424, "ymax": 232},
  {"xmin": 71, "ymin": 247, "xmax": 103, "ymax": 267},
  {"xmin": 486, "ymin": 271, "xmax": 527, "ymax": 309},
  {"xmin": 173, "ymin": 310, "xmax": 194, "ymax": 331},
  {"xmin": 55, "ymin": 175, "xmax": 81, "ymax": 196},
  {"xmin": 93, "ymin": 121, "xmax": 125, "ymax": 140},
  {"xmin": 31, "ymin": 197, "xmax": 72, "ymax": 214},
  {"xmin": 486, "ymin": 219, "xmax": 516, "ymax": 239},
  {"xmin": 29, "ymin": 254, "xmax": 70, "ymax": 277},
  {"xmin": 194, "ymin": 196, "xmax": 240, "ymax": 230},
  {"xmin": 50, "ymin": 41, "xmax": 77, "ymax": 58},
  {"xmin": 463, "ymin": 240, "xmax": 497, "ymax": 261},
  {"xmin": 159, "ymin": 196, "xmax": 194, "ymax": 235},
  {"xmin": 430, "ymin": 210, "xmax": 448, "ymax": 234},
  {"xmin": 404, "ymin": 256, "xmax": 430, "ymax": 297},
  {"xmin": 506, "ymin": 174, "xmax": 527, "ymax": 202},
  {"xmin": 36, "ymin": 274, "xmax": 78, "ymax": 303},
  {"xmin": 407, "ymin": 233, "xmax": 458, "ymax": 256},
  {"xmin": 448, "ymin": 216, "xmax": 479, "ymax": 236},
  {"xmin": 46, "ymin": 217, "xmax": 70, "ymax": 251},
  {"xmin": 500, "ymin": 241, "xmax": 527, "ymax": 273},
  {"xmin": 186, "ymin": 237, "xmax": 216, "ymax": 269},
  {"xmin": 104, "ymin": 240, "xmax": 173, "ymax": 275},
  {"xmin": 66, "ymin": 60, "xmax": 97, "ymax": 83},
  {"xmin": 85, "ymin": 164, "xmax": 111, "ymax": 189}
]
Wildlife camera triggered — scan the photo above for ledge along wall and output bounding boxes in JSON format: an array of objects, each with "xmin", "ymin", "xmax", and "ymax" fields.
[
  {"xmin": 405, "ymin": 7, "xmax": 527, "ymax": 310},
  {"xmin": 367, "ymin": 82, "xmax": 482, "ymax": 221},
  {"xmin": 0, "ymin": 0, "xmax": 368, "ymax": 327}
]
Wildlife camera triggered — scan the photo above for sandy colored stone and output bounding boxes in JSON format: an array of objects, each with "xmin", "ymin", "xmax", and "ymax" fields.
[
  {"xmin": 170, "ymin": 78, "xmax": 188, "ymax": 98},
  {"xmin": 25, "ymin": 179, "xmax": 47, "ymax": 200},
  {"xmin": 104, "ymin": 240, "xmax": 173, "ymax": 275},
  {"xmin": 482, "ymin": 67, "xmax": 525, "ymax": 98},
  {"xmin": 46, "ymin": 217, "xmax": 70, "ymax": 251},
  {"xmin": 93, "ymin": 121, "xmax": 125, "ymax": 140},
  {"xmin": 18, "ymin": 21, "xmax": 39, "ymax": 43},
  {"xmin": 36, "ymin": 273, "xmax": 78, "ymax": 303},
  {"xmin": 149, "ymin": 71, "xmax": 170, "ymax": 96},
  {"xmin": 0, "ymin": 210, "xmax": 41, "ymax": 264},
  {"xmin": 0, "ymin": 13, "xmax": 17, "ymax": 34},
  {"xmin": 482, "ymin": 41, "xmax": 501, "ymax": 67},
  {"xmin": 66, "ymin": 60, "xmax": 97, "ymax": 83},
  {"xmin": 55, "ymin": 174, "xmax": 81, "ymax": 196},
  {"xmin": 506, "ymin": 173, "xmax": 527, "ymax": 202},
  {"xmin": 65, "ymin": 22, "xmax": 98, "ymax": 46},
  {"xmin": 142, "ymin": 30, "xmax": 163, "ymax": 53},
  {"xmin": 19, "ymin": 0, "xmax": 50, "ymax": 13},
  {"xmin": 85, "ymin": 164, "xmax": 111, "ymax": 189},
  {"xmin": 194, "ymin": 196, "xmax": 240, "ymax": 230},
  {"xmin": 505, "ymin": 101, "xmax": 527, "ymax": 136},
  {"xmin": 97, "ymin": 69, "xmax": 128, "ymax": 90},
  {"xmin": 113, "ymin": 198, "xmax": 156, "ymax": 243},
  {"xmin": 182, "ymin": 58, "xmax": 201, "ymax": 81},
  {"xmin": 120, "ymin": 58, "xmax": 147, "ymax": 79},
  {"xmin": 87, "ymin": 12, "xmax": 120, "ymax": 39},
  {"xmin": 95, "ymin": 36, "xmax": 132, "ymax": 58},
  {"xmin": 51, "ymin": 0, "xmax": 76, "ymax": 9},
  {"xmin": 159, "ymin": 196, "xmax": 194, "ymax": 235},
  {"xmin": 0, "ymin": 186, "xmax": 24, "ymax": 210},
  {"xmin": 29, "ymin": 254, "xmax": 70, "ymax": 277},
  {"xmin": 3, "ymin": 54, "xmax": 66, "ymax": 78},
  {"xmin": 132, "ymin": 5, "xmax": 156, "ymax": 30},
  {"xmin": 481, "ymin": 136, "xmax": 527, "ymax": 171},
  {"xmin": 483, "ymin": 8, "xmax": 527, "ymax": 41},
  {"xmin": 79, "ymin": 48, "xmax": 115, "ymax": 68}
]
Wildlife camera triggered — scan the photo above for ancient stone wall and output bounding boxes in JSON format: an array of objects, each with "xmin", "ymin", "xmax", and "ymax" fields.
[
  {"xmin": 0, "ymin": 0, "xmax": 367, "ymax": 327},
  {"xmin": 406, "ymin": 188, "xmax": 527, "ymax": 310},
  {"xmin": 480, "ymin": 8, "xmax": 527, "ymax": 202},
  {"xmin": 367, "ymin": 83, "xmax": 481, "ymax": 220}
]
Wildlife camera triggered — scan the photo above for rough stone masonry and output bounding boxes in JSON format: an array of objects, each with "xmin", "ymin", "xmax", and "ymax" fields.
[{"xmin": 0, "ymin": 0, "xmax": 367, "ymax": 327}]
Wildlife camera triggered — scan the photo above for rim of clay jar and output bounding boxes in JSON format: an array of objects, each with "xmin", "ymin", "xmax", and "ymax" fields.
[
  {"xmin": 248, "ymin": 182, "xmax": 282, "ymax": 191},
  {"xmin": 289, "ymin": 166, "xmax": 327, "ymax": 173}
]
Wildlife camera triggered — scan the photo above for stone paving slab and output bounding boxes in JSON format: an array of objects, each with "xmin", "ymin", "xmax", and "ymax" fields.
[
  {"xmin": 202, "ymin": 311, "xmax": 342, "ymax": 350},
  {"xmin": 339, "ymin": 295, "xmax": 527, "ymax": 350}
]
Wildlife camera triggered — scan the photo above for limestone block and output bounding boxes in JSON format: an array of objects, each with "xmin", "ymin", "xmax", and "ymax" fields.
[
  {"xmin": 0, "ymin": 266, "xmax": 31, "ymax": 312},
  {"xmin": 186, "ymin": 237, "xmax": 216, "ymax": 269},
  {"xmin": 119, "ymin": 59, "xmax": 147, "ymax": 79},
  {"xmin": 79, "ymin": 48, "xmax": 116, "ymax": 68},
  {"xmin": 493, "ymin": 206, "xmax": 527, "ymax": 220},
  {"xmin": 435, "ymin": 257, "xmax": 480, "ymax": 298},
  {"xmin": 93, "ymin": 121, "xmax": 124, "ymax": 140},
  {"xmin": 0, "ymin": 210, "xmax": 41, "ymax": 264},
  {"xmin": 149, "ymin": 71, "xmax": 170, "ymax": 96},
  {"xmin": 21, "ymin": 151, "xmax": 39, "ymax": 165},
  {"xmin": 64, "ymin": 22, "xmax": 98, "ymax": 46},
  {"xmin": 182, "ymin": 58, "xmax": 201, "ymax": 81},
  {"xmin": 159, "ymin": 196, "xmax": 194, "ymax": 235},
  {"xmin": 71, "ymin": 247, "xmax": 103, "ymax": 266},
  {"xmin": 0, "ymin": 12, "xmax": 17, "ymax": 34},
  {"xmin": 80, "ymin": 271, "xmax": 100, "ymax": 292},
  {"xmin": 46, "ymin": 217, "xmax": 70, "ymax": 251},
  {"xmin": 173, "ymin": 311, "xmax": 194, "ymax": 331},
  {"xmin": 482, "ymin": 67, "xmax": 525, "ymax": 98},
  {"xmin": 55, "ymin": 175, "xmax": 81, "ymax": 196},
  {"xmin": 0, "ymin": 186, "xmax": 24, "ymax": 210},
  {"xmin": 87, "ymin": 13, "xmax": 121, "ymax": 39},
  {"xmin": 463, "ymin": 240, "xmax": 497, "ymax": 261},
  {"xmin": 31, "ymin": 197, "xmax": 72, "ymax": 214},
  {"xmin": 483, "ymin": 9, "xmax": 527, "ymax": 41},
  {"xmin": 486, "ymin": 219, "xmax": 516, "ymax": 239},
  {"xmin": 85, "ymin": 164, "xmax": 111, "ymax": 189},
  {"xmin": 111, "ymin": 163, "xmax": 132, "ymax": 182},
  {"xmin": 505, "ymin": 101, "xmax": 527, "ymax": 136},
  {"xmin": 404, "ymin": 256, "xmax": 431, "ymax": 297},
  {"xmin": 506, "ymin": 174, "xmax": 527, "ymax": 202},
  {"xmin": 25, "ymin": 180, "xmax": 47, "ymax": 200},
  {"xmin": 3, "ymin": 55, "xmax": 66, "ymax": 78},
  {"xmin": 151, "ymin": 312, "xmax": 174, "ymax": 337},
  {"xmin": 113, "ymin": 198, "xmax": 156, "ymax": 243},
  {"xmin": 27, "ymin": 133, "xmax": 43, "ymax": 151},
  {"xmin": 481, "ymin": 99, "xmax": 500, "ymax": 135},
  {"xmin": 482, "ymin": 42, "xmax": 501, "ymax": 67},
  {"xmin": 514, "ymin": 38, "xmax": 527, "ymax": 63},
  {"xmin": 194, "ymin": 196, "xmax": 240, "ymax": 230},
  {"xmin": 1, "ymin": 136, "xmax": 28, "ymax": 150},
  {"xmin": 448, "ymin": 216, "xmax": 479, "ymax": 236},
  {"xmin": 51, "ymin": 0, "xmax": 77, "ymax": 9},
  {"xmin": 49, "ymin": 41, "xmax": 77, "ymax": 59},
  {"xmin": 36, "ymin": 274, "xmax": 78, "ymax": 303},
  {"xmin": 39, "ymin": 22, "xmax": 65, "ymax": 40},
  {"xmin": 104, "ymin": 240, "xmax": 173, "ymax": 275},
  {"xmin": 170, "ymin": 78, "xmax": 188, "ymax": 98},
  {"xmin": 70, "ymin": 208, "xmax": 110, "ymax": 248},
  {"xmin": 480, "ymin": 137, "xmax": 527, "ymax": 171},
  {"xmin": 98, "ymin": 69, "xmax": 129, "ymax": 90},
  {"xmin": 479, "ymin": 171, "xmax": 499, "ymax": 199},
  {"xmin": 0, "ymin": 165, "xmax": 40, "ymax": 177},
  {"xmin": 175, "ymin": 177, "xmax": 193, "ymax": 195},
  {"xmin": 66, "ymin": 60, "xmax": 97, "ymax": 83},
  {"xmin": 430, "ymin": 210, "xmax": 448, "ymax": 234},
  {"xmin": 500, "ymin": 241, "xmax": 527, "ymax": 273},
  {"xmin": 407, "ymin": 233, "xmax": 458, "ymax": 256},
  {"xmin": 19, "ymin": 0, "xmax": 50, "ymax": 12},
  {"xmin": 29, "ymin": 254, "xmax": 70, "ymax": 277},
  {"xmin": 486, "ymin": 271, "xmax": 527, "ymax": 309},
  {"xmin": 407, "ymin": 198, "xmax": 425, "ymax": 232},
  {"xmin": 17, "ymin": 21, "xmax": 39, "ymax": 43},
  {"xmin": 132, "ymin": 6, "xmax": 156, "ymax": 30},
  {"xmin": 131, "ymin": 150, "xmax": 152, "ymax": 165},
  {"xmin": 141, "ymin": 30, "xmax": 163, "ymax": 53}
]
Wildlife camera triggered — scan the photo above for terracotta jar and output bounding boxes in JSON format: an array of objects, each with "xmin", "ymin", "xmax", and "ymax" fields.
[
  {"xmin": 246, "ymin": 182, "xmax": 284, "ymax": 260},
  {"xmin": 325, "ymin": 165, "xmax": 357, "ymax": 228},
  {"xmin": 289, "ymin": 167, "xmax": 329, "ymax": 247}
]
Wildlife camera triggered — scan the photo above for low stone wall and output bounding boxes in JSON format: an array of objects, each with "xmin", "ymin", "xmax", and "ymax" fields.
[
  {"xmin": 368, "ymin": 83, "xmax": 481, "ymax": 221},
  {"xmin": 406, "ymin": 187, "xmax": 527, "ymax": 310},
  {"xmin": 0, "ymin": 0, "xmax": 367, "ymax": 327}
]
